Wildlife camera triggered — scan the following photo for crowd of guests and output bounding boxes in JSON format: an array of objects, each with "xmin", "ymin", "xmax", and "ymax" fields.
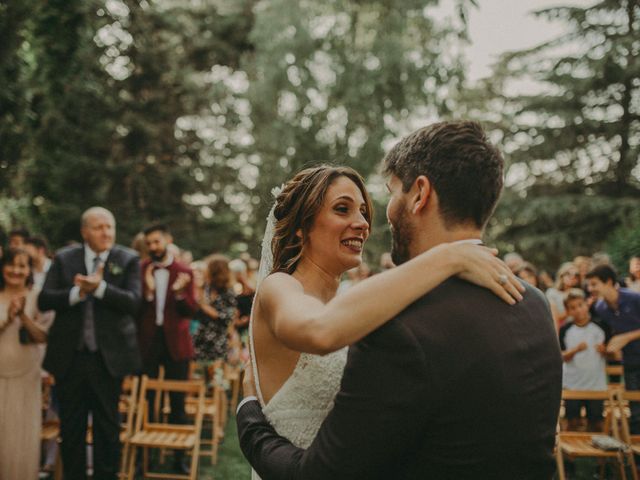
[
  {"xmin": 0, "ymin": 213, "xmax": 261, "ymax": 479},
  {"xmin": 505, "ymin": 251, "xmax": 640, "ymax": 442},
  {"xmin": 0, "ymin": 211, "xmax": 638, "ymax": 479}
]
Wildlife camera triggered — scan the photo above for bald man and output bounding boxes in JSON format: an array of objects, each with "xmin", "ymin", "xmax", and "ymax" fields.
[{"xmin": 39, "ymin": 207, "xmax": 142, "ymax": 480}]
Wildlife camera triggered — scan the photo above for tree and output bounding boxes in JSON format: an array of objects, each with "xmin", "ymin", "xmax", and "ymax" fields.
[
  {"xmin": 239, "ymin": 0, "xmax": 474, "ymax": 256},
  {"xmin": 16, "ymin": 0, "xmax": 254, "ymax": 253},
  {"xmin": 460, "ymin": 0, "xmax": 640, "ymax": 268}
]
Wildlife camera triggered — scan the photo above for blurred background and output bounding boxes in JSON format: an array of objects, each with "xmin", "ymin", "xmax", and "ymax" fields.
[{"xmin": 1, "ymin": 0, "xmax": 638, "ymax": 271}]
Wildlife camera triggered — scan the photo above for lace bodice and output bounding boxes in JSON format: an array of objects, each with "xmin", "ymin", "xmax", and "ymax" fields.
[
  {"xmin": 261, "ymin": 348, "xmax": 348, "ymax": 448},
  {"xmin": 248, "ymin": 313, "xmax": 347, "ymax": 480}
]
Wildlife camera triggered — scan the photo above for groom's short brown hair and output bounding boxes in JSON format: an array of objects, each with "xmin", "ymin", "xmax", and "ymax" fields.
[{"xmin": 382, "ymin": 120, "xmax": 504, "ymax": 229}]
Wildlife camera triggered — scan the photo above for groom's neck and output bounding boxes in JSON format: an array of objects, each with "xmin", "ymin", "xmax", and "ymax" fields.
[{"xmin": 410, "ymin": 225, "xmax": 483, "ymax": 259}]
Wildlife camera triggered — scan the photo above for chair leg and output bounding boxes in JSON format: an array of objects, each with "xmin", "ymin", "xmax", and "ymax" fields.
[
  {"xmin": 120, "ymin": 441, "xmax": 129, "ymax": 479},
  {"xmin": 618, "ymin": 452, "xmax": 627, "ymax": 480},
  {"xmin": 629, "ymin": 450, "xmax": 639, "ymax": 480},
  {"xmin": 189, "ymin": 447, "xmax": 199, "ymax": 480},
  {"xmin": 555, "ymin": 448, "xmax": 566, "ymax": 480},
  {"xmin": 143, "ymin": 446, "xmax": 149, "ymax": 477},
  {"xmin": 126, "ymin": 445, "xmax": 137, "ymax": 480}
]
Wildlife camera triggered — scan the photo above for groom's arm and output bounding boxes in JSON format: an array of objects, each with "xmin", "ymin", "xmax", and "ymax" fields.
[{"xmin": 237, "ymin": 319, "xmax": 430, "ymax": 480}]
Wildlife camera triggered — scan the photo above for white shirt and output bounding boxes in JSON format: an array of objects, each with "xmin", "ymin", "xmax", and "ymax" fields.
[
  {"xmin": 68, "ymin": 246, "xmax": 109, "ymax": 306},
  {"xmin": 153, "ymin": 255, "xmax": 174, "ymax": 326},
  {"xmin": 33, "ymin": 258, "xmax": 52, "ymax": 290},
  {"xmin": 560, "ymin": 321, "xmax": 607, "ymax": 390}
]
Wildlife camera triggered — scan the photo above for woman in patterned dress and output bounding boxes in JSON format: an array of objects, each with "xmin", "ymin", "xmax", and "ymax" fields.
[{"xmin": 193, "ymin": 254, "xmax": 238, "ymax": 366}]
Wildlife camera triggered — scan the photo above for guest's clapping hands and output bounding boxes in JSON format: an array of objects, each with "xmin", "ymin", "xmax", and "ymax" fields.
[
  {"xmin": 576, "ymin": 341, "xmax": 588, "ymax": 353},
  {"xmin": 172, "ymin": 272, "xmax": 191, "ymax": 294},
  {"xmin": 8, "ymin": 296, "xmax": 26, "ymax": 318},
  {"xmin": 451, "ymin": 243, "xmax": 525, "ymax": 305},
  {"xmin": 74, "ymin": 263, "xmax": 104, "ymax": 296},
  {"xmin": 144, "ymin": 263, "xmax": 156, "ymax": 292}
]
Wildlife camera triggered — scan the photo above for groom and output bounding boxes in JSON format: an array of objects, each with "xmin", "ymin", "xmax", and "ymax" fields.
[{"xmin": 237, "ymin": 121, "xmax": 562, "ymax": 479}]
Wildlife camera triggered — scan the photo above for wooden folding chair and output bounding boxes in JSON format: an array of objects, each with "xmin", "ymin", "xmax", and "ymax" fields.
[
  {"xmin": 182, "ymin": 361, "xmax": 223, "ymax": 465},
  {"xmin": 126, "ymin": 376, "xmax": 205, "ymax": 480},
  {"xmin": 613, "ymin": 389, "xmax": 640, "ymax": 480},
  {"xmin": 556, "ymin": 389, "xmax": 632, "ymax": 480},
  {"xmin": 118, "ymin": 375, "xmax": 139, "ymax": 479}
]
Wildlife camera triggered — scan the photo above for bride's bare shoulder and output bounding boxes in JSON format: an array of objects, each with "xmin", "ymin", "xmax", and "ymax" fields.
[
  {"xmin": 256, "ymin": 272, "xmax": 304, "ymax": 315},
  {"xmin": 259, "ymin": 272, "xmax": 304, "ymax": 296}
]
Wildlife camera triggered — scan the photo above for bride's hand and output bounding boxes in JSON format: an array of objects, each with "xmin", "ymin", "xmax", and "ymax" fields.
[{"xmin": 449, "ymin": 243, "xmax": 525, "ymax": 305}]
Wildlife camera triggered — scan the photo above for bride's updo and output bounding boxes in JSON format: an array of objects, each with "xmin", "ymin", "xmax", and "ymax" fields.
[{"xmin": 271, "ymin": 165, "xmax": 373, "ymax": 275}]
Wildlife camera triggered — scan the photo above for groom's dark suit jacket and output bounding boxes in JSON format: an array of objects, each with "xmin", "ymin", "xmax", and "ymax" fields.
[
  {"xmin": 39, "ymin": 243, "xmax": 142, "ymax": 380},
  {"xmin": 237, "ymin": 280, "xmax": 562, "ymax": 480}
]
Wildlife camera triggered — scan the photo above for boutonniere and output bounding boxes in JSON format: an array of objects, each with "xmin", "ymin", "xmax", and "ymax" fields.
[{"xmin": 107, "ymin": 262, "xmax": 123, "ymax": 276}]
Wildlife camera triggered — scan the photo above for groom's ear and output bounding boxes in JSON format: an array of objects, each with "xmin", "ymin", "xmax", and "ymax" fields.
[{"xmin": 411, "ymin": 176, "xmax": 431, "ymax": 214}]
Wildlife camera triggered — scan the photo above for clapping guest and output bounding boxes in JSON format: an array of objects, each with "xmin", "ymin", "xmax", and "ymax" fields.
[
  {"xmin": 130, "ymin": 232, "xmax": 149, "ymax": 263},
  {"xmin": 139, "ymin": 224, "xmax": 198, "ymax": 474},
  {"xmin": 8, "ymin": 227, "xmax": 30, "ymax": 249},
  {"xmin": 39, "ymin": 207, "xmax": 142, "ymax": 480},
  {"xmin": 627, "ymin": 255, "xmax": 640, "ymax": 293},
  {"xmin": 515, "ymin": 262, "xmax": 540, "ymax": 288},
  {"xmin": 573, "ymin": 255, "xmax": 592, "ymax": 289},
  {"xmin": 0, "ymin": 248, "xmax": 53, "ymax": 480},
  {"xmin": 194, "ymin": 255, "xmax": 238, "ymax": 368},
  {"xmin": 229, "ymin": 259, "xmax": 254, "ymax": 337},
  {"xmin": 546, "ymin": 262, "xmax": 581, "ymax": 329},
  {"xmin": 25, "ymin": 236, "xmax": 52, "ymax": 289}
]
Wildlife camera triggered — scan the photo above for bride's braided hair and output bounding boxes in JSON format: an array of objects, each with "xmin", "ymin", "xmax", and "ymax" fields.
[{"xmin": 270, "ymin": 165, "xmax": 373, "ymax": 275}]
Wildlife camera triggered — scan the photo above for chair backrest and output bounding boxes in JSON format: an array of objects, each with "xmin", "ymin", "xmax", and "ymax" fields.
[
  {"xmin": 560, "ymin": 389, "xmax": 619, "ymax": 437},
  {"xmin": 134, "ymin": 375, "xmax": 206, "ymax": 433}
]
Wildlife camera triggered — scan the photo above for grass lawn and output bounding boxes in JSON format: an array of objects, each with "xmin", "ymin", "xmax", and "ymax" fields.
[
  {"xmin": 142, "ymin": 418, "xmax": 637, "ymax": 479},
  {"xmin": 130, "ymin": 413, "xmax": 251, "ymax": 480},
  {"xmin": 197, "ymin": 414, "xmax": 251, "ymax": 480}
]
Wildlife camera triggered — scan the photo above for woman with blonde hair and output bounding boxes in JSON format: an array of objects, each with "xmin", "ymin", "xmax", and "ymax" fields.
[{"xmin": 546, "ymin": 261, "xmax": 581, "ymax": 329}]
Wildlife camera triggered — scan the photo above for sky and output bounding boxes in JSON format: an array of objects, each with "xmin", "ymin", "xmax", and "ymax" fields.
[{"xmin": 464, "ymin": 0, "xmax": 588, "ymax": 81}]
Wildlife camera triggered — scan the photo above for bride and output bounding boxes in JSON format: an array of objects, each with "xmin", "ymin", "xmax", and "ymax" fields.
[{"xmin": 248, "ymin": 165, "xmax": 521, "ymax": 476}]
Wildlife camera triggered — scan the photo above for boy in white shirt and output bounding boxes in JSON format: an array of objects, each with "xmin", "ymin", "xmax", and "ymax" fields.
[{"xmin": 559, "ymin": 289, "xmax": 610, "ymax": 431}]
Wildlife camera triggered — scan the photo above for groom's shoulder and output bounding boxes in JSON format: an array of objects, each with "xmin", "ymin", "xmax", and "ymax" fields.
[{"xmin": 397, "ymin": 277, "xmax": 552, "ymax": 329}]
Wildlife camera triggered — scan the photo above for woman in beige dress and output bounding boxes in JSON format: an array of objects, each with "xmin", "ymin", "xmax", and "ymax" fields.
[{"xmin": 0, "ymin": 248, "xmax": 53, "ymax": 480}]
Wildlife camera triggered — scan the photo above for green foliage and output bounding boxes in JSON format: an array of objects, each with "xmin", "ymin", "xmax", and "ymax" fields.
[
  {"xmin": 2, "ymin": 0, "xmax": 473, "ymax": 259},
  {"xmin": 606, "ymin": 213, "xmax": 640, "ymax": 271},
  {"xmin": 472, "ymin": 0, "xmax": 640, "ymax": 266},
  {"xmin": 243, "ymin": 0, "xmax": 470, "ymax": 245}
]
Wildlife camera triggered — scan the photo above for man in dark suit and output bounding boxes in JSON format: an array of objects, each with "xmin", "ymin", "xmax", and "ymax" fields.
[
  {"xmin": 39, "ymin": 206, "xmax": 141, "ymax": 480},
  {"xmin": 138, "ymin": 223, "xmax": 198, "ymax": 472},
  {"xmin": 237, "ymin": 121, "xmax": 563, "ymax": 479}
]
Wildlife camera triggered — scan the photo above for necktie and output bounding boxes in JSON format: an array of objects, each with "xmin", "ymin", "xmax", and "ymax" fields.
[{"xmin": 81, "ymin": 256, "xmax": 101, "ymax": 351}]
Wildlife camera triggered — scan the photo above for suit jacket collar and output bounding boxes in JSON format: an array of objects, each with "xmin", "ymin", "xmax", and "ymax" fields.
[{"xmin": 81, "ymin": 244, "xmax": 120, "ymax": 280}]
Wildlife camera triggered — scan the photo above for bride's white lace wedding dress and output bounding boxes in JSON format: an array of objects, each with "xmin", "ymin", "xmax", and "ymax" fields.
[{"xmin": 249, "ymin": 327, "xmax": 347, "ymax": 480}]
